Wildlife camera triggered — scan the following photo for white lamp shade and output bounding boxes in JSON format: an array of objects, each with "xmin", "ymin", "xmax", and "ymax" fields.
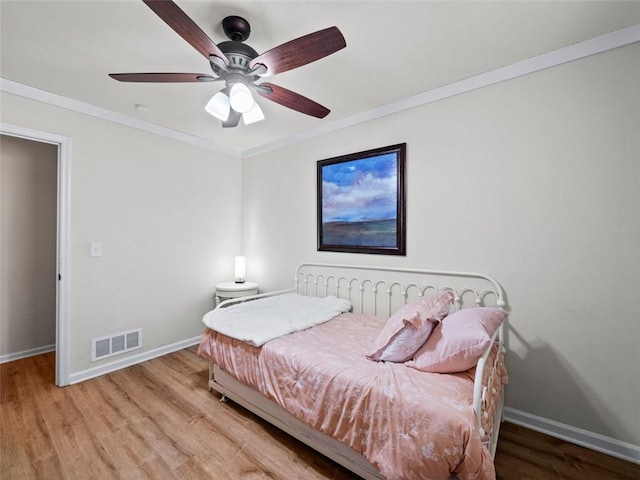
[
  {"xmin": 234, "ymin": 256, "xmax": 246, "ymax": 283},
  {"xmin": 229, "ymin": 83, "xmax": 254, "ymax": 113},
  {"xmin": 242, "ymin": 102, "xmax": 265, "ymax": 125},
  {"xmin": 205, "ymin": 92, "xmax": 230, "ymax": 121}
]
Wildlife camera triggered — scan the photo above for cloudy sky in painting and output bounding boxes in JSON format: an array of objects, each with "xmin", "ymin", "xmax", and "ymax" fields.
[{"xmin": 322, "ymin": 153, "xmax": 397, "ymax": 223}]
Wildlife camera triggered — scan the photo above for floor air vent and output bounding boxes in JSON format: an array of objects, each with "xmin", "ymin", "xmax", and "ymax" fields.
[{"xmin": 91, "ymin": 328, "xmax": 142, "ymax": 361}]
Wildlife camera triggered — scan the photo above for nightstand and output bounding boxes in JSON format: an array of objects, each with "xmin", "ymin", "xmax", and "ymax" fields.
[{"xmin": 214, "ymin": 281, "xmax": 259, "ymax": 307}]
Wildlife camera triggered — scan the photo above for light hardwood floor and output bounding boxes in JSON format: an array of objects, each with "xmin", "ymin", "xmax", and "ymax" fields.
[{"xmin": 1, "ymin": 348, "xmax": 638, "ymax": 479}]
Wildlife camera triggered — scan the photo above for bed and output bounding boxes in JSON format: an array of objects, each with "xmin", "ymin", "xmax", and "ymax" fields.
[{"xmin": 197, "ymin": 263, "xmax": 509, "ymax": 480}]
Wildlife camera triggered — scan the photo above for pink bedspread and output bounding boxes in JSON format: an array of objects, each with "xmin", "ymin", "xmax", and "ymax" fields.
[{"xmin": 198, "ymin": 312, "xmax": 504, "ymax": 480}]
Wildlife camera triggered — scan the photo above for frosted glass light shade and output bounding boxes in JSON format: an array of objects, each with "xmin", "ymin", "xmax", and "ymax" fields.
[
  {"xmin": 205, "ymin": 92, "xmax": 230, "ymax": 121},
  {"xmin": 234, "ymin": 256, "xmax": 246, "ymax": 283},
  {"xmin": 242, "ymin": 102, "xmax": 265, "ymax": 125},
  {"xmin": 229, "ymin": 83, "xmax": 254, "ymax": 113}
]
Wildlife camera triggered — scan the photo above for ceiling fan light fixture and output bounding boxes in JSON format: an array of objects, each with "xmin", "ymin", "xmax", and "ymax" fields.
[
  {"xmin": 242, "ymin": 102, "xmax": 265, "ymax": 125},
  {"xmin": 229, "ymin": 82, "xmax": 254, "ymax": 113},
  {"xmin": 205, "ymin": 91, "xmax": 230, "ymax": 121}
]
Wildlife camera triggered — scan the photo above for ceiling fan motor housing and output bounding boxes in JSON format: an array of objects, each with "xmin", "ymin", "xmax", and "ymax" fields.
[{"xmin": 211, "ymin": 41, "xmax": 259, "ymax": 76}]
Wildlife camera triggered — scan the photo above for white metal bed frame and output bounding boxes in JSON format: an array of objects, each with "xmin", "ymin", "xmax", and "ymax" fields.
[{"xmin": 208, "ymin": 263, "xmax": 508, "ymax": 479}]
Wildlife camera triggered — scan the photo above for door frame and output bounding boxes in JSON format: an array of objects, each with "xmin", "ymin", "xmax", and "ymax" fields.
[{"xmin": 1, "ymin": 123, "xmax": 71, "ymax": 386}]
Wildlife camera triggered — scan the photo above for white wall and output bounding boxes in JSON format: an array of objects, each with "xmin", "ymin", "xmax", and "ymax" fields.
[
  {"xmin": 0, "ymin": 92, "xmax": 243, "ymax": 374},
  {"xmin": 242, "ymin": 43, "xmax": 640, "ymax": 446},
  {"xmin": 0, "ymin": 135, "xmax": 57, "ymax": 357}
]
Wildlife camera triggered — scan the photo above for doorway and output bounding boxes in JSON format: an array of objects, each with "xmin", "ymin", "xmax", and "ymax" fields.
[{"xmin": 0, "ymin": 123, "xmax": 70, "ymax": 386}]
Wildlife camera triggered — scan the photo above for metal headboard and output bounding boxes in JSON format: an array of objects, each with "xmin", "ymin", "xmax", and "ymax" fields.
[{"xmin": 293, "ymin": 263, "xmax": 508, "ymax": 317}]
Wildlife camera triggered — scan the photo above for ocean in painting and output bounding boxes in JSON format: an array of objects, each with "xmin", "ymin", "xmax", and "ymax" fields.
[{"xmin": 322, "ymin": 219, "xmax": 397, "ymax": 247}]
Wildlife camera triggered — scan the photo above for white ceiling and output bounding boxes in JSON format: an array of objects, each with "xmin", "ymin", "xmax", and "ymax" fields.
[{"xmin": 1, "ymin": 1, "xmax": 639, "ymax": 155}]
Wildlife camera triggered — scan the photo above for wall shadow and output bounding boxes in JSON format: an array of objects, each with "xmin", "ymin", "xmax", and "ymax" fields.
[{"xmin": 503, "ymin": 324, "xmax": 636, "ymax": 445}]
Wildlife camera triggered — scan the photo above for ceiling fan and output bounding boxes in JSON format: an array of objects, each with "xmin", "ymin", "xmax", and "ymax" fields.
[{"xmin": 109, "ymin": 0, "xmax": 346, "ymax": 127}]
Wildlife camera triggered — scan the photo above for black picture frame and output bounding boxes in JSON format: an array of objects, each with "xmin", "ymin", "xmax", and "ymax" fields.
[{"xmin": 317, "ymin": 143, "xmax": 406, "ymax": 255}]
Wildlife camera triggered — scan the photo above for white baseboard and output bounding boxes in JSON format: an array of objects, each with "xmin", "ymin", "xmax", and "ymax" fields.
[
  {"xmin": 503, "ymin": 407, "xmax": 640, "ymax": 465},
  {"xmin": 0, "ymin": 344, "xmax": 56, "ymax": 364},
  {"xmin": 68, "ymin": 336, "xmax": 201, "ymax": 385}
]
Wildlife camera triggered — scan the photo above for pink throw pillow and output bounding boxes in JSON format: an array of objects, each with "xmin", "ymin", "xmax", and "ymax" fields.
[
  {"xmin": 366, "ymin": 291, "xmax": 454, "ymax": 362},
  {"xmin": 406, "ymin": 307, "xmax": 507, "ymax": 373},
  {"xmin": 405, "ymin": 307, "xmax": 507, "ymax": 373}
]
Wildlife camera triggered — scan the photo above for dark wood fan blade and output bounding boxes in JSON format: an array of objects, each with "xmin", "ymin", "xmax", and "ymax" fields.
[
  {"xmin": 256, "ymin": 82, "xmax": 330, "ymax": 118},
  {"xmin": 143, "ymin": 0, "xmax": 229, "ymax": 66},
  {"xmin": 249, "ymin": 27, "xmax": 345, "ymax": 77},
  {"xmin": 109, "ymin": 73, "xmax": 217, "ymax": 82},
  {"xmin": 223, "ymin": 109, "xmax": 241, "ymax": 128}
]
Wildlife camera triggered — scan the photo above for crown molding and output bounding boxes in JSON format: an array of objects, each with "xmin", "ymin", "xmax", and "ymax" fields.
[
  {"xmin": 0, "ymin": 78, "xmax": 242, "ymax": 158},
  {"xmin": 241, "ymin": 23, "xmax": 640, "ymax": 157},
  {"xmin": 2, "ymin": 24, "xmax": 638, "ymax": 159}
]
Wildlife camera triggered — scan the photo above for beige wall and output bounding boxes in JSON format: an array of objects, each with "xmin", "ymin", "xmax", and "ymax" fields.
[
  {"xmin": 242, "ymin": 43, "xmax": 640, "ymax": 446},
  {"xmin": 0, "ymin": 92, "xmax": 243, "ymax": 374},
  {"xmin": 0, "ymin": 135, "xmax": 57, "ymax": 357}
]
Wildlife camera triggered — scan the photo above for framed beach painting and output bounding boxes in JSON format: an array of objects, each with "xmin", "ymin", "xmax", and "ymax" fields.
[{"xmin": 317, "ymin": 143, "xmax": 406, "ymax": 255}]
